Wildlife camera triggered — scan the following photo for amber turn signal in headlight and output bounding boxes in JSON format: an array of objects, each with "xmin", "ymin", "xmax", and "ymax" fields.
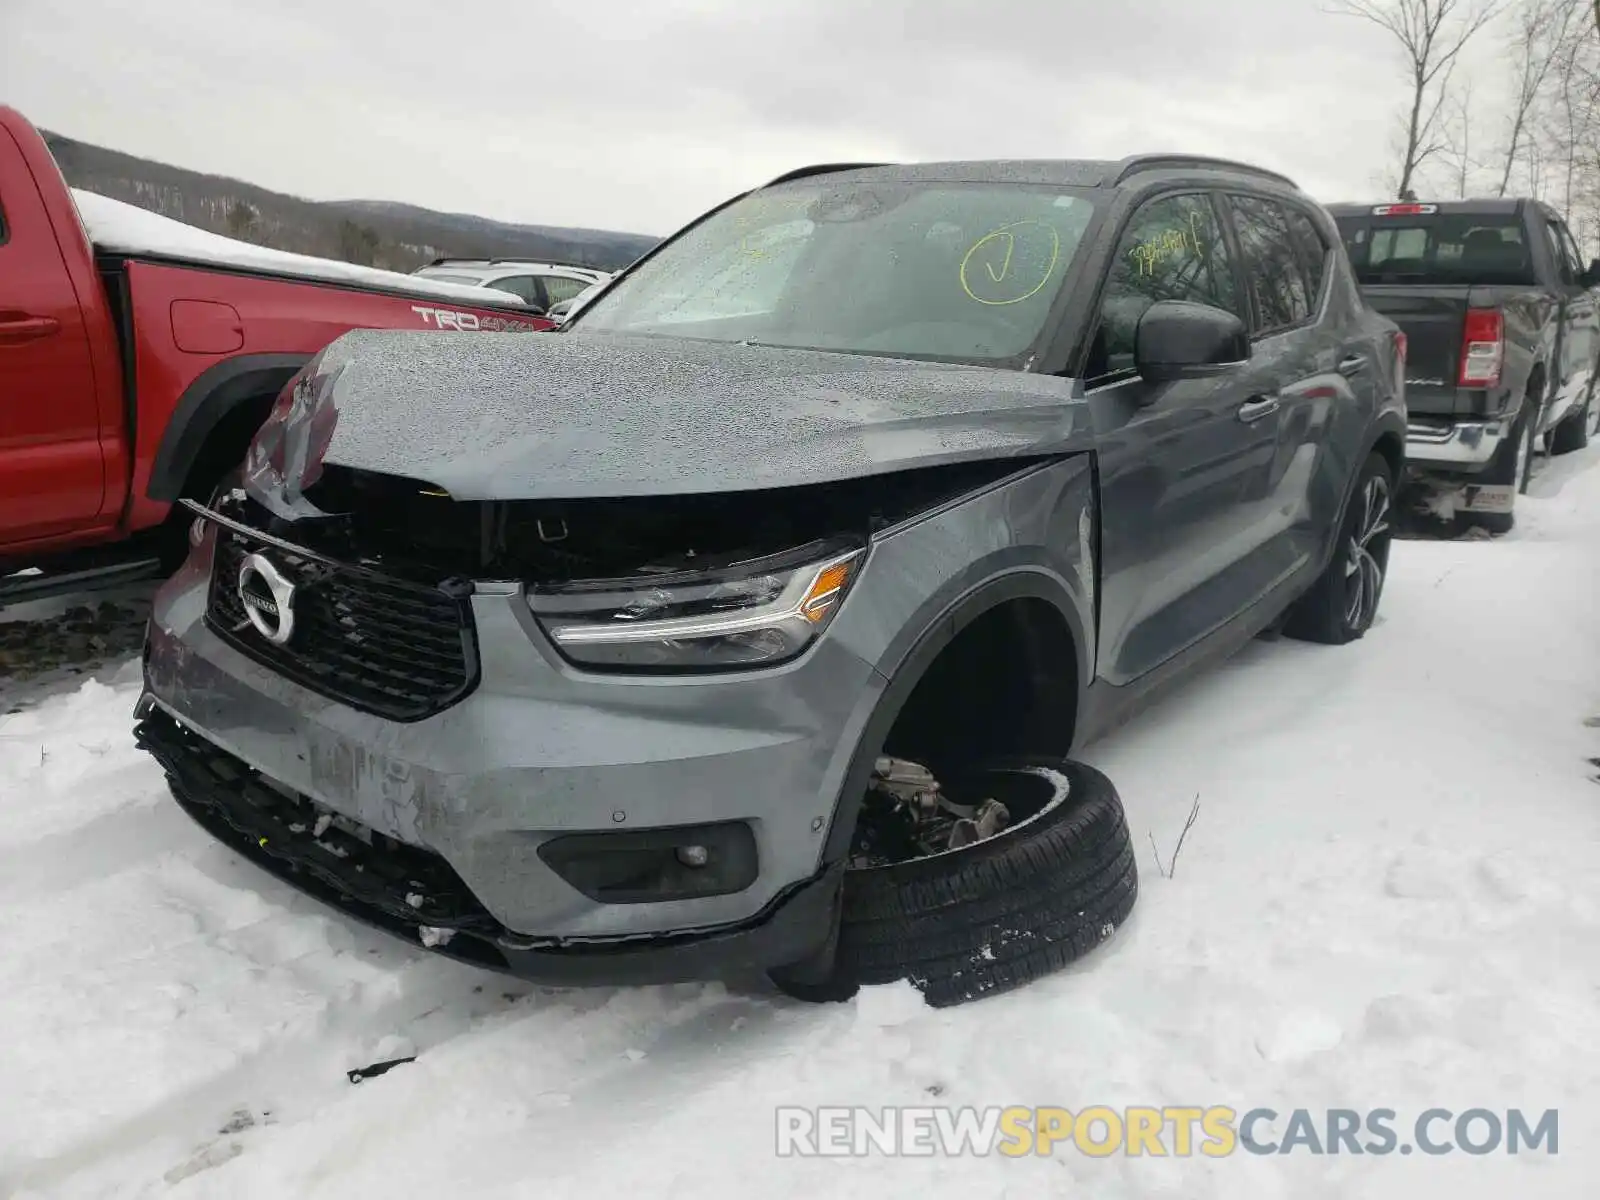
[{"xmin": 527, "ymin": 540, "xmax": 865, "ymax": 672}]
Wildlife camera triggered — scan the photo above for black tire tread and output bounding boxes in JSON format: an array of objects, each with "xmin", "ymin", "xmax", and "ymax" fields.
[
  {"xmin": 913, "ymin": 870, "xmax": 1138, "ymax": 1008},
  {"xmin": 841, "ymin": 817, "xmax": 1132, "ymax": 946},
  {"xmin": 841, "ymin": 840, "xmax": 1136, "ymax": 971},
  {"xmin": 841, "ymin": 761, "xmax": 1126, "ymax": 920},
  {"xmin": 830, "ymin": 756, "xmax": 1138, "ymax": 1007}
]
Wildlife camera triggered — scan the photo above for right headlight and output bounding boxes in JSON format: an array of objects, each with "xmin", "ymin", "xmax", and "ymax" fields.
[{"xmin": 527, "ymin": 538, "xmax": 865, "ymax": 673}]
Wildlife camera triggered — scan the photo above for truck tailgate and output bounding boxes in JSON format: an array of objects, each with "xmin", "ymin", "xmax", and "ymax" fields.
[{"xmin": 1359, "ymin": 285, "xmax": 1470, "ymax": 415}]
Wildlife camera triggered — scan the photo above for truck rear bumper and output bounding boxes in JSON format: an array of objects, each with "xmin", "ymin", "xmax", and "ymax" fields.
[{"xmin": 1405, "ymin": 418, "xmax": 1509, "ymax": 472}]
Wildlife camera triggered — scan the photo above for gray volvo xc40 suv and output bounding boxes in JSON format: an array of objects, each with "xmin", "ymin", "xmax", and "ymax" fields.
[{"xmin": 134, "ymin": 155, "xmax": 1406, "ymax": 1005}]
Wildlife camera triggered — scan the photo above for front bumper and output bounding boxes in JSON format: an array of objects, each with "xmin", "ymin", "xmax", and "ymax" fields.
[
  {"xmin": 139, "ymin": 526, "xmax": 883, "ymax": 960},
  {"xmin": 1405, "ymin": 418, "xmax": 1509, "ymax": 472},
  {"xmin": 135, "ymin": 702, "xmax": 843, "ymax": 983}
]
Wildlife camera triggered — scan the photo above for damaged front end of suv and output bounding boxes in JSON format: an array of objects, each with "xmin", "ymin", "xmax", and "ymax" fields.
[
  {"xmin": 134, "ymin": 165, "xmax": 1133, "ymax": 1002},
  {"xmin": 133, "ymin": 330, "xmax": 1101, "ymax": 991}
]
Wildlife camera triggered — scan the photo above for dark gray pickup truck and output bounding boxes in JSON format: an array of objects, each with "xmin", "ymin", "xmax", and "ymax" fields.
[{"xmin": 1327, "ymin": 199, "xmax": 1600, "ymax": 532}]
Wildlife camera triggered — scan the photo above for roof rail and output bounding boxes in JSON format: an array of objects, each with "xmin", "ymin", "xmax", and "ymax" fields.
[
  {"xmin": 1111, "ymin": 154, "xmax": 1297, "ymax": 190},
  {"xmin": 760, "ymin": 162, "xmax": 893, "ymax": 188},
  {"xmin": 422, "ymin": 256, "xmax": 604, "ymax": 271}
]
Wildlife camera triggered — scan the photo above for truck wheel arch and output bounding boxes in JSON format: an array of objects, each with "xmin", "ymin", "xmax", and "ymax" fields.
[
  {"xmin": 819, "ymin": 571, "xmax": 1089, "ymax": 867},
  {"xmin": 146, "ymin": 353, "xmax": 312, "ymax": 503}
]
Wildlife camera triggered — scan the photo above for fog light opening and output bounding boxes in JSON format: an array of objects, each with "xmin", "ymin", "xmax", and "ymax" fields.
[{"xmin": 676, "ymin": 844, "xmax": 710, "ymax": 868}]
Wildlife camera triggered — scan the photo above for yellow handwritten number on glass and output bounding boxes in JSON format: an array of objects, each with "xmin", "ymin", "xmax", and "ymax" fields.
[{"xmin": 960, "ymin": 221, "xmax": 1061, "ymax": 305}]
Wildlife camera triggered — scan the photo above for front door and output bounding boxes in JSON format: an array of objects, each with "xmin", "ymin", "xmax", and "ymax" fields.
[
  {"xmin": 1088, "ymin": 190, "xmax": 1286, "ymax": 685},
  {"xmin": 0, "ymin": 124, "xmax": 107, "ymax": 546}
]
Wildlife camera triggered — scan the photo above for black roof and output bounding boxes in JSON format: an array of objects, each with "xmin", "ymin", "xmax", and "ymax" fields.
[
  {"xmin": 1324, "ymin": 198, "xmax": 1528, "ymax": 216},
  {"xmin": 760, "ymin": 154, "xmax": 1298, "ymax": 193}
]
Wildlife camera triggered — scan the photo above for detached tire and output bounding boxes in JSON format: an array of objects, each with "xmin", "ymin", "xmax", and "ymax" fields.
[{"xmin": 829, "ymin": 756, "xmax": 1137, "ymax": 1008}]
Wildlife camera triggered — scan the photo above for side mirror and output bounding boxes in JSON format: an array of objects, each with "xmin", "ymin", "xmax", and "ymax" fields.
[
  {"xmin": 1134, "ymin": 300, "xmax": 1250, "ymax": 384},
  {"xmin": 1582, "ymin": 258, "xmax": 1600, "ymax": 289}
]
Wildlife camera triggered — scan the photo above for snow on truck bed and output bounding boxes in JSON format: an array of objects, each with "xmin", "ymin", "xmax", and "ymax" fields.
[
  {"xmin": 70, "ymin": 189, "xmax": 527, "ymax": 307},
  {"xmin": 4, "ymin": 449, "xmax": 1600, "ymax": 1198}
]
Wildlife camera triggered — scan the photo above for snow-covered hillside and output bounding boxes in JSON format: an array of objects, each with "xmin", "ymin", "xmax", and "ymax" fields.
[{"xmin": 3, "ymin": 449, "xmax": 1598, "ymax": 1199}]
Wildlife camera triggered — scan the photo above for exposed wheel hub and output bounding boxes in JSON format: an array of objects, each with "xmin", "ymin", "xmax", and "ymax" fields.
[{"xmin": 851, "ymin": 756, "xmax": 1012, "ymax": 867}]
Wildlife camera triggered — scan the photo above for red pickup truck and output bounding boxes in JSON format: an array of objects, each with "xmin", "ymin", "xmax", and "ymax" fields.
[{"xmin": 0, "ymin": 105, "xmax": 552, "ymax": 606}]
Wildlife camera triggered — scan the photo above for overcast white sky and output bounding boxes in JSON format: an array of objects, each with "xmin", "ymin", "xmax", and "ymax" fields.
[{"xmin": 3, "ymin": 0, "xmax": 1511, "ymax": 237}]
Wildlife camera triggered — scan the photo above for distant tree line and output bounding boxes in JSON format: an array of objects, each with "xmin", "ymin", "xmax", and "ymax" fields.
[{"xmin": 42, "ymin": 130, "xmax": 658, "ymax": 273}]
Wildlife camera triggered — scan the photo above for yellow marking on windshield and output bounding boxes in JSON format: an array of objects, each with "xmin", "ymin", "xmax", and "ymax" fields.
[{"xmin": 960, "ymin": 220, "xmax": 1061, "ymax": 305}]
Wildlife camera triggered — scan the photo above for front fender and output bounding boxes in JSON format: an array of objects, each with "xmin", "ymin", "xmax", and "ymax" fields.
[{"xmin": 816, "ymin": 454, "xmax": 1097, "ymax": 864}]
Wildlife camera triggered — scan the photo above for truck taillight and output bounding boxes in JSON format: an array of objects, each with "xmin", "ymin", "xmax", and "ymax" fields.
[
  {"xmin": 1458, "ymin": 308, "xmax": 1503, "ymax": 388},
  {"xmin": 1394, "ymin": 330, "xmax": 1407, "ymax": 366}
]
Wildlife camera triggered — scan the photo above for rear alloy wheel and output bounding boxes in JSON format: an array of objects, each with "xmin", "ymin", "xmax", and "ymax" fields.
[
  {"xmin": 1342, "ymin": 472, "xmax": 1391, "ymax": 633},
  {"xmin": 1284, "ymin": 451, "xmax": 1394, "ymax": 645},
  {"xmin": 770, "ymin": 756, "xmax": 1138, "ymax": 1008}
]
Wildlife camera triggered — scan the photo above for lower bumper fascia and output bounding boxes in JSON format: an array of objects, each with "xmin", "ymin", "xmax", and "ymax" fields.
[
  {"xmin": 132, "ymin": 700, "xmax": 843, "ymax": 986},
  {"xmin": 1405, "ymin": 418, "xmax": 1508, "ymax": 471}
]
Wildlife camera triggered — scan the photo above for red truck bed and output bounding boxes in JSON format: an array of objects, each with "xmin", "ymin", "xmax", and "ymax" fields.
[{"xmin": 0, "ymin": 104, "xmax": 554, "ymax": 604}]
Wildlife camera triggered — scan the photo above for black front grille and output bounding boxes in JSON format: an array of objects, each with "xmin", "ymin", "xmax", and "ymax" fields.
[{"xmin": 205, "ymin": 520, "xmax": 479, "ymax": 722}]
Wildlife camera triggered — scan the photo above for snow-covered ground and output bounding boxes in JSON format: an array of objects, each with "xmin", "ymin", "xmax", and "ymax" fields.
[{"xmin": 3, "ymin": 448, "xmax": 1599, "ymax": 1200}]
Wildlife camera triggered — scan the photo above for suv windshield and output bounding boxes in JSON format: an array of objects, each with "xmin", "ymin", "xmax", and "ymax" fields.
[
  {"xmin": 1334, "ymin": 212, "xmax": 1536, "ymax": 286},
  {"xmin": 571, "ymin": 179, "xmax": 1099, "ymax": 364}
]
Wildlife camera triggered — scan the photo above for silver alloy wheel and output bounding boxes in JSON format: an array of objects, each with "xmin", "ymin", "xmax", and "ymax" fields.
[{"xmin": 1344, "ymin": 473, "xmax": 1390, "ymax": 631}]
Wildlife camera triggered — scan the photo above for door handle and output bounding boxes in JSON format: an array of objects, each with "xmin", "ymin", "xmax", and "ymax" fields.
[
  {"xmin": 0, "ymin": 314, "xmax": 61, "ymax": 345},
  {"xmin": 1338, "ymin": 354, "xmax": 1367, "ymax": 376},
  {"xmin": 1237, "ymin": 395, "xmax": 1280, "ymax": 423}
]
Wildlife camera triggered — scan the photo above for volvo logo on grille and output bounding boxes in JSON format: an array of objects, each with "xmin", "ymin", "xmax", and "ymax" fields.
[{"xmin": 237, "ymin": 552, "xmax": 297, "ymax": 645}]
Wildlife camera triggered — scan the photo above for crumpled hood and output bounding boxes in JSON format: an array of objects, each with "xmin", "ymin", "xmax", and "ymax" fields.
[{"xmin": 263, "ymin": 328, "xmax": 1092, "ymax": 502}]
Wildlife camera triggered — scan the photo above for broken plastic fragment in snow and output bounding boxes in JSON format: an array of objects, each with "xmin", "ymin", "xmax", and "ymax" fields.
[{"xmin": 418, "ymin": 925, "xmax": 454, "ymax": 948}]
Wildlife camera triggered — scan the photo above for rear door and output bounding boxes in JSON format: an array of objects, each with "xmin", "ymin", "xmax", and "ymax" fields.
[
  {"xmin": 1219, "ymin": 192, "xmax": 1346, "ymax": 583},
  {"xmin": 0, "ymin": 124, "xmax": 107, "ymax": 544}
]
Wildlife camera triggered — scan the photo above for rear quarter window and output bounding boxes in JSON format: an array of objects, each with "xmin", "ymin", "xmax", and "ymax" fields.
[{"xmin": 1286, "ymin": 208, "xmax": 1329, "ymax": 302}]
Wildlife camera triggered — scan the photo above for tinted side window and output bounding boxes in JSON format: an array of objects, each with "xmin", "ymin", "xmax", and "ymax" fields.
[
  {"xmin": 1228, "ymin": 195, "xmax": 1310, "ymax": 334},
  {"xmin": 1541, "ymin": 223, "xmax": 1574, "ymax": 284},
  {"xmin": 1286, "ymin": 207, "xmax": 1328, "ymax": 303},
  {"xmin": 1085, "ymin": 192, "xmax": 1241, "ymax": 379},
  {"xmin": 1553, "ymin": 219, "xmax": 1585, "ymax": 282},
  {"xmin": 541, "ymin": 275, "xmax": 589, "ymax": 305},
  {"xmin": 490, "ymin": 275, "xmax": 542, "ymax": 304}
]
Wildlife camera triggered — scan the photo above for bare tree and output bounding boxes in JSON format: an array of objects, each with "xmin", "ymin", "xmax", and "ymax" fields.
[
  {"xmin": 1330, "ymin": 0, "xmax": 1506, "ymax": 198},
  {"xmin": 1495, "ymin": 0, "xmax": 1584, "ymax": 194},
  {"xmin": 1548, "ymin": 1, "xmax": 1600, "ymax": 212},
  {"xmin": 1440, "ymin": 76, "xmax": 1481, "ymax": 195}
]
